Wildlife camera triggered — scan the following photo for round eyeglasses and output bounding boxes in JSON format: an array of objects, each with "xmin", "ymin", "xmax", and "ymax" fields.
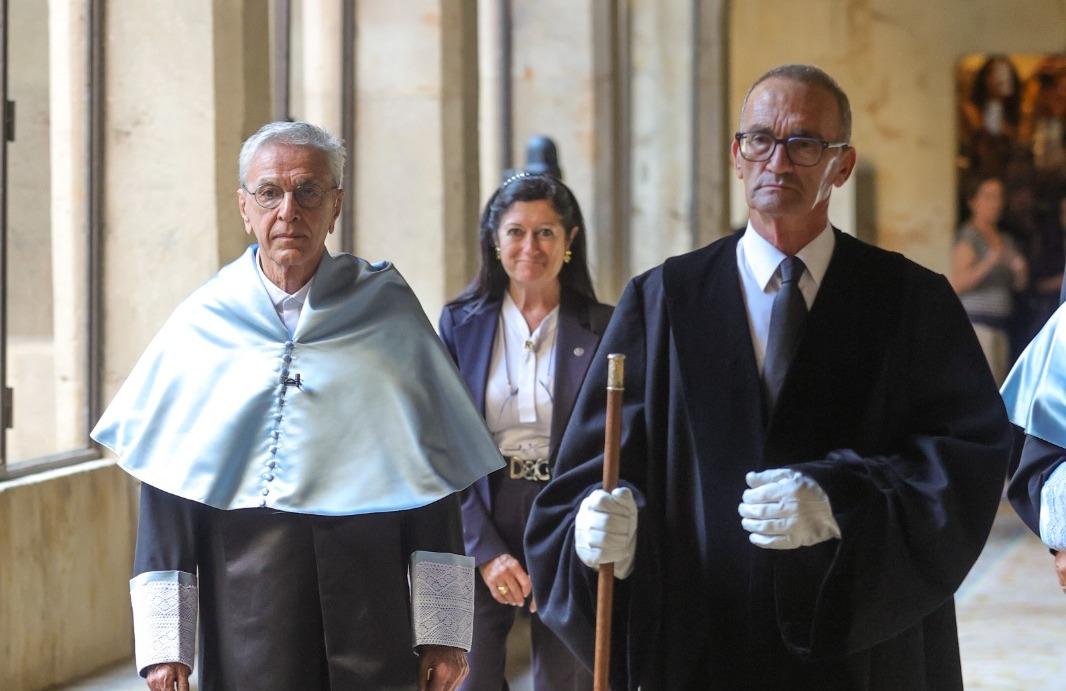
[
  {"xmin": 735, "ymin": 132, "xmax": 849, "ymax": 167},
  {"xmin": 243, "ymin": 183, "xmax": 339, "ymax": 210}
]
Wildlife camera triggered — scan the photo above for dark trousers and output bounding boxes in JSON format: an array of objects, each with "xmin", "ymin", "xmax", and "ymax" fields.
[
  {"xmin": 461, "ymin": 476, "xmax": 592, "ymax": 691},
  {"xmin": 135, "ymin": 484, "xmax": 462, "ymax": 691}
]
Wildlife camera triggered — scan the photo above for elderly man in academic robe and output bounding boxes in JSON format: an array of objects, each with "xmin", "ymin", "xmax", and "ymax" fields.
[
  {"xmin": 92, "ymin": 121, "xmax": 503, "ymax": 691},
  {"xmin": 524, "ymin": 65, "xmax": 1011, "ymax": 690}
]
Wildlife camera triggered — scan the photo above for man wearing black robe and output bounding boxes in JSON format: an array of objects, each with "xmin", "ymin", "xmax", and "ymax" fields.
[{"xmin": 525, "ymin": 65, "xmax": 1011, "ymax": 690}]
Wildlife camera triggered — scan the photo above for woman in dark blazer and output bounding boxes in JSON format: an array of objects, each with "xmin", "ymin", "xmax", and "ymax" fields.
[{"xmin": 439, "ymin": 173, "xmax": 611, "ymax": 690}]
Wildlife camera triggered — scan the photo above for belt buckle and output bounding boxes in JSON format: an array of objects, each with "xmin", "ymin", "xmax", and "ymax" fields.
[{"xmin": 508, "ymin": 457, "xmax": 550, "ymax": 481}]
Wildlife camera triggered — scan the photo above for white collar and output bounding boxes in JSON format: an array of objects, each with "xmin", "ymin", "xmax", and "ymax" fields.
[
  {"xmin": 256, "ymin": 250, "xmax": 314, "ymax": 308},
  {"xmin": 741, "ymin": 221, "xmax": 836, "ymax": 290}
]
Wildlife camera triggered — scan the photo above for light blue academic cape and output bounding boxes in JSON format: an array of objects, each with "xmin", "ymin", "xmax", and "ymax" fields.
[
  {"xmin": 1001, "ymin": 301, "xmax": 1066, "ymax": 449},
  {"xmin": 92, "ymin": 246, "xmax": 503, "ymax": 516}
]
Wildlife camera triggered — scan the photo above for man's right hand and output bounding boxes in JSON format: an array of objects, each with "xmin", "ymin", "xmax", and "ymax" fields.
[
  {"xmin": 145, "ymin": 662, "xmax": 190, "ymax": 691},
  {"xmin": 574, "ymin": 487, "xmax": 637, "ymax": 578}
]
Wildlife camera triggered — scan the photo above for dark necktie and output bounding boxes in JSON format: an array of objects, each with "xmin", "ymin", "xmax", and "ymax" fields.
[{"xmin": 763, "ymin": 255, "xmax": 807, "ymax": 410}]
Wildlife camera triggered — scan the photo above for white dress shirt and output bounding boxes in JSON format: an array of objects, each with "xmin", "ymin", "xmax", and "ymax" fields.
[
  {"xmin": 256, "ymin": 250, "xmax": 313, "ymax": 337},
  {"xmin": 485, "ymin": 292, "xmax": 559, "ymax": 460},
  {"xmin": 736, "ymin": 221, "xmax": 836, "ymax": 373}
]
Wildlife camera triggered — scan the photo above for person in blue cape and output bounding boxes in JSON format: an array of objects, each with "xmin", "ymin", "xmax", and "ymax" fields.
[
  {"xmin": 1002, "ymin": 298, "xmax": 1066, "ymax": 595},
  {"xmin": 91, "ymin": 121, "xmax": 503, "ymax": 691}
]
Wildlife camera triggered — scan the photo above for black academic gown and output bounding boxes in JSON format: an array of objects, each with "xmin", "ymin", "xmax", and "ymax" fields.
[
  {"xmin": 1009, "ymin": 433, "xmax": 1066, "ymax": 537},
  {"xmin": 525, "ymin": 230, "xmax": 1011, "ymax": 690},
  {"xmin": 134, "ymin": 484, "xmax": 464, "ymax": 691}
]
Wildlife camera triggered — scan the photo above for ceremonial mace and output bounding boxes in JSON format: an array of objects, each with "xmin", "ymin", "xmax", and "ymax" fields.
[{"xmin": 594, "ymin": 353, "xmax": 625, "ymax": 691}]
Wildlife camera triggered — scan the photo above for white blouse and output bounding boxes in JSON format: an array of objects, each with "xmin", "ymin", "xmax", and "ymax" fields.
[{"xmin": 484, "ymin": 292, "xmax": 559, "ymax": 461}]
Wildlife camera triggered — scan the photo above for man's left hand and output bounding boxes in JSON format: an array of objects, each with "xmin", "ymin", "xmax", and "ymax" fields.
[
  {"xmin": 418, "ymin": 645, "xmax": 468, "ymax": 691},
  {"xmin": 739, "ymin": 468, "xmax": 841, "ymax": 550}
]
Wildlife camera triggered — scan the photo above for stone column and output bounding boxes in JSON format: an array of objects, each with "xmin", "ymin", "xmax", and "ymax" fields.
[
  {"xmin": 213, "ymin": 0, "xmax": 273, "ymax": 263},
  {"xmin": 49, "ymin": 0, "xmax": 89, "ymax": 452},
  {"xmin": 589, "ymin": 0, "xmax": 630, "ymax": 301},
  {"xmin": 509, "ymin": 1, "xmax": 615, "ymax": 292},
  {"xmin": 103, "ymin": 0, "xmax": 270, "ymax": 397},
  {"xmin": 691, "ymin": 0, "xmax": 731, "ymax": 249},
  {"xmin": 628, "ymin": 0, "xmax": 729, "ymax": 276},
  {"xmin": 354, "ymin": 0, "xmax": 480, "ymax": 321},
  {"xmin": 477, "ymin": 0, "xmax": 505, "ymax": 201},
  {"xmin": 627, "ymin": 0, "xmax": 692, "ymax": 274},
  {"xmin": 294, "ymin": 0, "xmax": 343, "ymax": 254}
]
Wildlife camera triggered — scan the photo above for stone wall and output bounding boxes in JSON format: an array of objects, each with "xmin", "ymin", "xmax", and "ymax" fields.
[{"xmin": 0, "ymin": 462, "xmax": 134, "ymax": 690}]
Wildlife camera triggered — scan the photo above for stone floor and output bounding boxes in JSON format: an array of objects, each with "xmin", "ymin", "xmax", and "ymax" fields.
[
  {"xmin": 55, "ymin": 502, "xmax": 1064, "ymax": 690},
  {"xmin": 957, "ymin": 502, "xmax": 1066, "ymax": 689}
]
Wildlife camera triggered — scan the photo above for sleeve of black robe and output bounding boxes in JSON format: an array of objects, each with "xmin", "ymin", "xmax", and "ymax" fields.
[
  {"xmin": 403, "ymin": 492, "xmax": 465, "ymax": 559},
  {"xmin": 524, "ymin": 273, "xmax": 668, "ymax": 688},
  {"xmin": 133, "ymin": 482, "xmax": 201, "ymax": 580},
  {"xmin": 403, "ymin": 493, "xmax": 471, "ymax": 654},
  {"xmin": 132, "ymin": 483, "xmax": 202, "ymax": 676},
  {"xmin": 1008, "ymin": 433, "xmax": 1066, "ymax": 538},
  {"xmin": 772, "ymin": 271, "xmax": 1012, "ymax": 657}
]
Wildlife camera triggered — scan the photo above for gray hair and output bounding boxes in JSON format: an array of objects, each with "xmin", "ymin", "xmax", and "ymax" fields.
[
  {"xmin": 238, "ymin": 121, "xmax": 346, "ymax": 187},
  {"xmin": 740, "ymin": 64, "xmax": 852, "ymax": 143}
]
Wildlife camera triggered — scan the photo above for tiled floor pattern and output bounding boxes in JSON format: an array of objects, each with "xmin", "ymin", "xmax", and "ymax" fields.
[{"xmin": 56, "ymin": 502, "xmax": 1063, "ymax": 690}]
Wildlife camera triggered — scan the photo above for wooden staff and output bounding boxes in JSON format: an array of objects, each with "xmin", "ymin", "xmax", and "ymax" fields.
[{"xmin": 594, "ymin": 353, "xmax": 625, "ymax": 691}]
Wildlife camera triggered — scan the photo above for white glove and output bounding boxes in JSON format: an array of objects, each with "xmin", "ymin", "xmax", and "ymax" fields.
[
  {"xmin": 739, "ymin": 468, "xmax": 841, "ymax": 550},
  {"xmin": 574, "ymin": 487, "xmax": 638, "ymax": 579}
]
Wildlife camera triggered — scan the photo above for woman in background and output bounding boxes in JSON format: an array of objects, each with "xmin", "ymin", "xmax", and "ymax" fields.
[
  {"xmin": 439, "ymin": 173, "xmax": 611, "ymax": 690},
  {"xmin": 951, "ymin": 175, "xmax": 1028, "ymax": 384}
]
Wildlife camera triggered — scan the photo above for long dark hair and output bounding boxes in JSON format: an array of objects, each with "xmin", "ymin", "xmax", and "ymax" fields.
[
  {"xmin": 449, "ymin": 173, "xmax": 598, "ymax": 304},
  {"xmin": 970, "ymin": 55, "xmax": 1021, "ymax": 129}
]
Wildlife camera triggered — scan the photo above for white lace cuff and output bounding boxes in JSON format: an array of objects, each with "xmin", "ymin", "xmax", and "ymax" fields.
[
  {"xmin": 410, "ymin": 550, "xmax": 474, "ymax": 651},
  {"xmin": 1040, "ymin": 464, "xmax": 1066, "ymax": 550},
  {"xmin": 130, "ymin": 571, "xmax": 198, "ymax": 677}
]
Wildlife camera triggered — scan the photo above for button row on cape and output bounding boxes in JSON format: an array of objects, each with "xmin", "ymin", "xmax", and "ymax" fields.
[{"xmin": 262, "ymin": 345, "xmax": 294, "ymax": 507}]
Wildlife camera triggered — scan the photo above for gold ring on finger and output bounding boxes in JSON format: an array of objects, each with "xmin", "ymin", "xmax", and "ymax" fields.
[{"xmin": 497, "ymin": 585, "xmax": 508, "ymax": 595}]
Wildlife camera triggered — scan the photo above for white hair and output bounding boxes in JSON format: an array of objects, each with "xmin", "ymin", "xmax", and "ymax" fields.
[{"xmin": 238, "ymin": 121, "xmax": 346, "ymax": 187}]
